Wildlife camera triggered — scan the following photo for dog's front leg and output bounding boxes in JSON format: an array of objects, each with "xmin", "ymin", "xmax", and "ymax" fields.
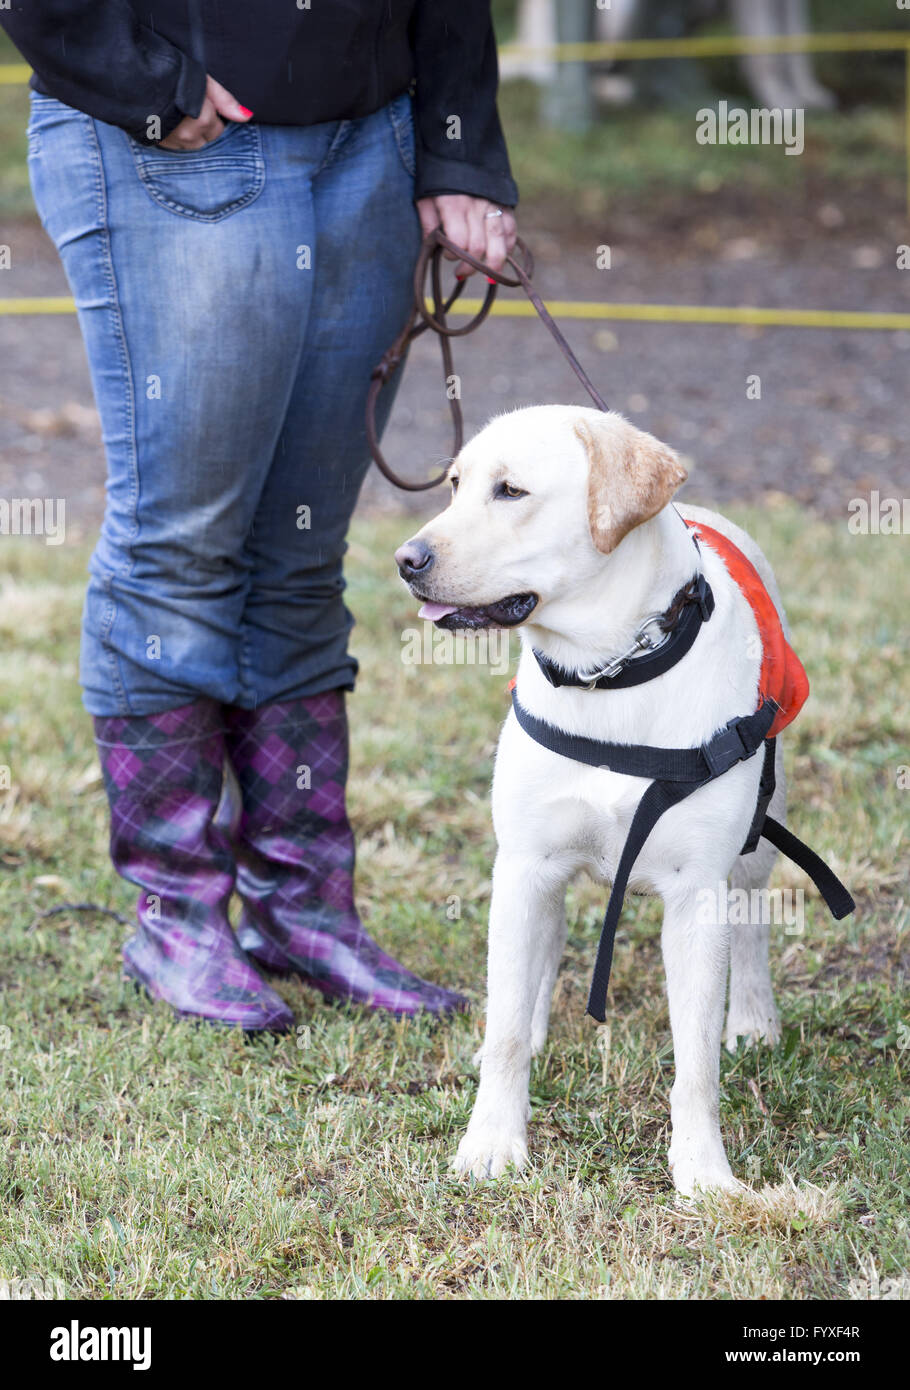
[
  {"xmin": 530, "ymin": 903, "xmax": 567, "ymax": 1056},
  {"xmin": 662, "ymin": 885, "xmax": 740, "ymax": 1196},
  {"xmin": 453, "ymin": 853, "xmax": 556, "ymax": 1179}
]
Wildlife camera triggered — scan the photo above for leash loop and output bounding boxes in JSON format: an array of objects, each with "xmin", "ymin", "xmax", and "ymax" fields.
[{"xmin": 366, "ymin": 228, "xmax": 609, "ymax": 491}]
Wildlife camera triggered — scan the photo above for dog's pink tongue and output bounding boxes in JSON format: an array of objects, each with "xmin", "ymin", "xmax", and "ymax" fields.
[{"xmin": 418, "ymin": 601, "xmax": 459, "ymax": 621}]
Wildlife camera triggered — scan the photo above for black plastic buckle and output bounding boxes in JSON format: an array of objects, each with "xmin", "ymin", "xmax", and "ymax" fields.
[
  {"xmin": 693, "ymin": 573, "xmax": 713, "ymax": 623},
  {"xmin": 702, "ymin": 717, "xmax": 750, "ymax": 777},
  {"xmin": 534, "ymin": 650, "xmax": 563, "ymax": 688}
]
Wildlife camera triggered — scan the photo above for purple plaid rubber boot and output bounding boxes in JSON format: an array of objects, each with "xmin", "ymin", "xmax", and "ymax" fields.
[
  {"xmin": 222, "ymin": 693, "xmax": 467, "ymax": 1016},
  {"xmin": 93, "ymin": 699, "xmax": 294, "ymax": 1033}
]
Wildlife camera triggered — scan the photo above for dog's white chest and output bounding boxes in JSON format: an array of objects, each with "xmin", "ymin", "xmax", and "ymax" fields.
[{"xmin": 492, "ymin": 721, "xmax": 646, "ymax": 884}]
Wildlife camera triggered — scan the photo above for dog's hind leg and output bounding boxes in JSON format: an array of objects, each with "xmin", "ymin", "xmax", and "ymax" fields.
[
  {"xmin": 663, "ymin": 882, "xmax": 739, "ymax": 1196},
  {"xmin": 725, "ymin": 745, "xmax": 785, "ymax": 1050},
  {"xmin": 725, "ymin": 856, "xmax": 782, "ymax": 1049},
  {"xmin": 454, "ymin": 853, "xmax": 565, "ymax": 1179}
]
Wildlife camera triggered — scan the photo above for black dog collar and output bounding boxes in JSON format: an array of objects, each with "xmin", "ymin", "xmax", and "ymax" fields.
[{"xmin": 533, "ymin": 572, "xmax": 714, "ymax": 692}]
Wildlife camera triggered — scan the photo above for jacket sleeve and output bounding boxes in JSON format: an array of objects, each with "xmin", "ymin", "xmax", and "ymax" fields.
[
  {"xmin": 410, "ymin": 0, "xmax": 518, "ymax": 206},
  {"xmin": 0, "ymin": 0, "xmax": 206, "ymax": 143}
]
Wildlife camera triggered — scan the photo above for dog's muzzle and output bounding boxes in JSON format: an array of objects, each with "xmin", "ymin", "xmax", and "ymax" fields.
[{"xmin": 395, "ymin": 539, "xmax": 538, "ymax": 629}]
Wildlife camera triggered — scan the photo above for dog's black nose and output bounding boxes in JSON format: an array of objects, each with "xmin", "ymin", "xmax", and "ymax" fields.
[{"xmin": 395, "ymin": 538, "xmax": 434, "ymax": 579}]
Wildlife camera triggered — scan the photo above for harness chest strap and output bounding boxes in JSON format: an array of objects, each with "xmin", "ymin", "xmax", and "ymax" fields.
[{"xmin": 510, "ymin": 521, "xmax": 855, "ymax": 1024}]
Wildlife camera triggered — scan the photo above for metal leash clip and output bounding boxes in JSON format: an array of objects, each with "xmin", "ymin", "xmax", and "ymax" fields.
[{"xmin": 577, "ymin": 613, "xmax": 673, "ymax": 689}]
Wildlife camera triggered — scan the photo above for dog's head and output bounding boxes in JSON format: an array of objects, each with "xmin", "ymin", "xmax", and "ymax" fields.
[{"xmin": 394, "ymin": 405, "xmax": 687, "ymax": 629}]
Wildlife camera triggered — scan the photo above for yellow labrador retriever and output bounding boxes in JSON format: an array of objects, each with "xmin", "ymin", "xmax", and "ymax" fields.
[{"xmin": 395, "ymin": 405, "xmax": 794, "ymax": 1196}]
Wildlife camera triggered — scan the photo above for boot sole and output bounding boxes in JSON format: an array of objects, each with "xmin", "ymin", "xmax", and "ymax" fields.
[
  {"xmin": 123, "ymin": 971, "xmax": 293, "ymax": 1037},
  {"xmin": 245, "ymin": 961, "xmax": 469, "ymax": 1018}
]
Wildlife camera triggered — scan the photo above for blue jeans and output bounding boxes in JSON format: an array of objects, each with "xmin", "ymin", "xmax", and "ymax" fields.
[{"xmin": 26, "ymin": 90, "xmax": 421, "ymax": 715}]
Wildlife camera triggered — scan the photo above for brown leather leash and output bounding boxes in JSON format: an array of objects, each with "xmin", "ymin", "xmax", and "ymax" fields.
[{"xmin": 366, "ymin": 228, "xmax": 609, "ymax": 491}]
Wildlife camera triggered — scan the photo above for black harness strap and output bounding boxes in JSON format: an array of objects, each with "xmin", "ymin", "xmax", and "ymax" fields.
[
  {"xmin": 586, "ymin": 776, "xmax": 703, "ymax": 1022},
  {"xmin": 741, "ymin": 735, "xmax": 777, "ymax": 854},
  {"xmin": 760, "ymin": 815, "xmax": 856, "ymax": 921},
  {"xmin": 511, "ymin": 689, "xmax": 775, "ymax": 783},
  {"xmin": 510, "ymin": 690, "xmax": 854, "ymax": 1023}
]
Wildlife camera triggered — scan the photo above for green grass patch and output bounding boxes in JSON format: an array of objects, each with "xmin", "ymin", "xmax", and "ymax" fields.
[{"xmin": 0, "ymin": 503, "xmax": 906, "ymax": 1298}]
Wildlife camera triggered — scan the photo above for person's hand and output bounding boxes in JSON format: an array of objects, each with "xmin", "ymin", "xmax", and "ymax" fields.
[
  {"xmin": 159, "ymin": 75, "xmax": 253, "ymax": 150},
  {"xmin": 416, "ymin": 194, "xmax": 517, "ymax": 278}
]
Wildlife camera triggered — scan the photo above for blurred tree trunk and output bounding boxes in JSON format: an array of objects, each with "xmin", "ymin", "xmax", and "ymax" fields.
[{"xmin": 541, "ymin": 0, "xmax": 594, "ymax": 132}]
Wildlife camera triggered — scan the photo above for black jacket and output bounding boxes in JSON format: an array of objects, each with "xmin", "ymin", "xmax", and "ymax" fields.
[{"xmin": 0, "ymin": 0, "xmax": 518, "ymax": 206}]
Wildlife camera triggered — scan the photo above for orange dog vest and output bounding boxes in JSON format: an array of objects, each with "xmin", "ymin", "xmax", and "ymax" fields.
[{"xmin": 684, "ymin": 520, "xmax": 809, "ymax": 739}]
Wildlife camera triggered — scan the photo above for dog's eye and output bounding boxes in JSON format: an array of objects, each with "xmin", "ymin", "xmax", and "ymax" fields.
[
  {"xmin": 494, "ymin": 481, "xmax": 528, "ymax": 500},
  {"xmin": 450, "ymin": 475, "xmax": 459, "ymax": 494}
]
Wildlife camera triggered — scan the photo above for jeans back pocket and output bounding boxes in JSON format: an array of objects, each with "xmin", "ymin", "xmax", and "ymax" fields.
[{"xmin": 128, "ymin": 122, "xmax": 265, "ymax": 222}]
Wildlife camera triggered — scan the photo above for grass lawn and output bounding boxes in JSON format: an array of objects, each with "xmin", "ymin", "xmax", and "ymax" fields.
[{"xmin": 0, "ymin": 504, "xmax": 906, "ymax": 1300}]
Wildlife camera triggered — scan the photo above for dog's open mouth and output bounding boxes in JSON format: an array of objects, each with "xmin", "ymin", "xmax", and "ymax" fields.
[{"xmin": 416, "ymin": 592, "xmax": 538, "ymax": 630}]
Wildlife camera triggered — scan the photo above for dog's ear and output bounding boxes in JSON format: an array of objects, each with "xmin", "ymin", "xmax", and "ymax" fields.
[{"xmin": 576, "ymin": 415, "xmax": 688, "ymax": 554}]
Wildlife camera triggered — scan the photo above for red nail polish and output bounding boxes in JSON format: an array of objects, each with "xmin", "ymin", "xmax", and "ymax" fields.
[
  {"xmin": 238, "ymin": 105, "xmax": 254, "ymax": 118},
  {"xmin": 486, "ymin": 276, "xmax": 496, "ymax": 284},
  {"xmin": 455, "ymin": 272, "xmax": 468, "ymax": 281}
]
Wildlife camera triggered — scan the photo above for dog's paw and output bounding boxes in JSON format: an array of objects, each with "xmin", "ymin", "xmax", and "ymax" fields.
[
  {"xmin": 669, "ymin": 1144, "xmax": 741, "ymax": 1198},
  {"xmin": 725, "ymin": 999, "xmax": 781, "ymax": 1051},
  {"xmin": 451, "ymin": 1126, "xmax": 528, "ymax": 1181}
]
